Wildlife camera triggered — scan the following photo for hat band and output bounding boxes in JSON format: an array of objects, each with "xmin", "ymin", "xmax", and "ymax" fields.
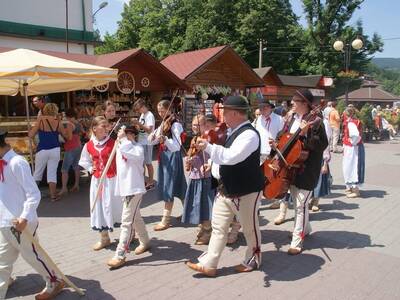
[{"xmin": 295, "ymin": 90, "xmax": 312, "ymax": 104}]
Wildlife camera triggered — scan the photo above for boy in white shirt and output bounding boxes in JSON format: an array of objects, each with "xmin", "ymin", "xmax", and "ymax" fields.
[
  {"xmin": 132, "ymin": 99, "xmax": 156, "ymax": 190},
  {"xmin": 107, "ymin": 126, "xmax": 150, "ymax": 269},
  {"xmin": 0, "ymin": 131, "xmax": 65, "ymax": 300}
]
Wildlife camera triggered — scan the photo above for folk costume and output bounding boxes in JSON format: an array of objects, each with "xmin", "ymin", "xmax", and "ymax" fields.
[
  {"xmin": 310, "ymin": 118, "xmax": 332, "ymax": 211},
  {"xmin": 182, "ymin": 149, "xmax": 215, "ymax": 245},
  {"xmin": 254, "ymin": 100, "xmax": 285, "ymax": 215},
  {"xmin": 187, "ymin": 96, "xmax": 265, "ymax": 276},
  {"xmin": 278, "ymin": 90, "xmax": 328, "ymax": 254},
  {"xmin": 342, "ymin": 109, "xmax": 365, "ymax": 198},
  {"xmin": 149, "ymin": 118, "xmax": 187, "ymax": 230},
  {"xmin": 0, "ymin": 135, "xmax": 65, "ymax": 299},
  {"xmin": 79, "ymin": 136, "xmax": 123, "ymax": 249},
  {"xmin": 107, "ymin": 127, "xmax": 150, "ymax": 269},
  {"xmin": 254, "ymin": 100, "xmax": 284, "ymax": 164}
]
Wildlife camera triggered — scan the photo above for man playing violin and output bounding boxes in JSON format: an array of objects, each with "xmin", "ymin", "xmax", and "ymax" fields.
[
  {"xmin": 271, "ymin": 89, "xmax": 328, "ymax": 255},
  {"xmin": 186, "ymin": 96, "xmax": 265, "ymax": 276}
]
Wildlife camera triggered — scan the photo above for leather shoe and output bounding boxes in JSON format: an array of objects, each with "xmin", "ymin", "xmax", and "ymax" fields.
[
  {"xmin": 107, "ymin": 257, "xmax": 126, "ymax": 269},
  {"xmin": 93, "ymin": 239, "xmax": 111, "ymax": 251},
  {"xmin": 186, "ymin": 261, "xmax": 217, "ymax": 277},
  {"xmin": 134, "ymin": 244, "xmax": 150, "ymax": 255},
  {"xmin": 234, "ymin": 264, "xmax": 255, "ymax": 273},
  {"xmin": 287, "ymin": 247, "xmax": 302, "ymax": 255},
  {"xmin": 153, "ymin": 223, "xmax": 171, "ymax": 231},
  {"xmin": 35, "ymin": 280, "xmax": 65, "ymax": 300}
]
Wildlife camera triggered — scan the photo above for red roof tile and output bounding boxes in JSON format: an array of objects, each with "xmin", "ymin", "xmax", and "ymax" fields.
[{"xmin": 161, "ymin": 45, "xmax": 227, "ymax": 80}]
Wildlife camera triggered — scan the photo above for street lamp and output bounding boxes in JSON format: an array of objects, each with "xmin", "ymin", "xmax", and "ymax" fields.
[
  {"xmin": 93, "ymin": 1, "xmax": 108, "ymax": 22},
  {"xmin": 333, "ymin": 37, "xmax": 363, "ymax": 104}
]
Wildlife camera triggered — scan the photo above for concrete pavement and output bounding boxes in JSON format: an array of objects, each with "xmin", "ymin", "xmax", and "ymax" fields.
[{"xmin": 6, "ymin": 139, "xmax": 400, "ymax": 299}]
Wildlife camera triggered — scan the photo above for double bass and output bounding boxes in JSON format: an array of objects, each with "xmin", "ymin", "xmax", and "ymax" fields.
[{"xmin": 262, "ymin": 103, "xmax": 325, "ymax": 199}]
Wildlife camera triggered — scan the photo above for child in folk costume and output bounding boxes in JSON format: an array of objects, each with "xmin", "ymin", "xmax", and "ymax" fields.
[
  {"xmin": 0, "ymin": 131, "xmax": 65, "ymax": 300},
  {"xmin": 79, "ymin": 116, "xmax": 123, "ymax": 250},
  {"xmin": 107, "ymin": 126, "xmax": 150, "ymax": 269},
  {"xmin": 342, "ymin": 106, "xmax": 365, "ymax": 198},
  {"xmin": 149, "ymin": 100, "xmax": 187, "ymax": 231},
  {"xmin": 309, "ymin": 116, "xmax": 332, "ymax": 212},
  {"xmin": 182, "ymin": 115, "xmax": 216, "ymax": 245}
]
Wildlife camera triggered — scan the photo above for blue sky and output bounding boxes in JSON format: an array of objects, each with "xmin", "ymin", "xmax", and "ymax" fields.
[{"xmin": 93, "ymin": 0, "xmax": 399, "ymax": 58}]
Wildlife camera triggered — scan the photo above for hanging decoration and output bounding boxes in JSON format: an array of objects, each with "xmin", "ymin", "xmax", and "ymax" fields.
[
  {"xmin": 94, "ymin": 82, "xmax": 109, "ymax": 93},
  {"xmin": 193, "ymin": 85, "xmax": 232, "ymax": 96},
  {"xmin": 141, "ymin": 77, "xmax": 150, "ymax": 88},
  {"xmin": 117, "ymin": 71, "xmax": 135, "ymax": 94}
]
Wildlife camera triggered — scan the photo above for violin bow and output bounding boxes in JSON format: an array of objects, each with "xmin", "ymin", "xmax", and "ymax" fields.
[{"xmin": 151, "ymin": 89, "xmax": 179, "ymax": 142}]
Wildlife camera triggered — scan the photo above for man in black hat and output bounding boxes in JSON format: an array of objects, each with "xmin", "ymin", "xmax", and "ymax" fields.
[
  {"xmin": 271, "ymin": 89, "xmax": 328, "ymax": 255},
  {"xmin": 186, "ymin": 96, "xmax": 265, "ymax": 276},
  {"xmin": 0, "ymin": 131, "xmax": 65, "ymax": 299}
]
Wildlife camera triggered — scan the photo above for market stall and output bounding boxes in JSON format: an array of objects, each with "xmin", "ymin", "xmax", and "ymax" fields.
[{"xmin": 161, "ymin": 45, "xmax": 264, "ymax": 135}]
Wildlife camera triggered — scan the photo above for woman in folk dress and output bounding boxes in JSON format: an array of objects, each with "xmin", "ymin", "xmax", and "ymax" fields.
[
  {"xmin": 148, "ymin": 100, "xmax": 187, "ymax": 231},
  {"xmin": 342, "ymin": 106, "xmax": 365, "ymax": 198}
]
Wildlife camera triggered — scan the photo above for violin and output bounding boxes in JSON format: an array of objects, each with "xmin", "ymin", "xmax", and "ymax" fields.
[
  {"xmin": 262, "ymin": 103, "xmax": 325, "ymax": 199},
  {"xmin": 186, "ymin": 135, "xmax": 200, "ymax": 171},
  {"xmin": 203, "ymin": 122, "xmax": 228, "ymax": 145},
  {"xmin": 161, "ymin": 113, "xmax": 176, "ymax": 137}
]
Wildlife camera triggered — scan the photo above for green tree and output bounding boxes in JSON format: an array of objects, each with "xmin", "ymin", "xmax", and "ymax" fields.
[{"xmin": 95, "ymin": 0, "xmax": 303, "ymax": 73}]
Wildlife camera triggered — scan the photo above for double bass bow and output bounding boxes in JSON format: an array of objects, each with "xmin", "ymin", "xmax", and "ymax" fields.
[{"xmin": 262, "ymin": 102, "xmax": 325, "ymax": 199}]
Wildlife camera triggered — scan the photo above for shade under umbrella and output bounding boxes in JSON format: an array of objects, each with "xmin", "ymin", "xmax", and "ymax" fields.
[{"xmin": 0, "ymin": 48, "xmax": 118, "ymax": 169}]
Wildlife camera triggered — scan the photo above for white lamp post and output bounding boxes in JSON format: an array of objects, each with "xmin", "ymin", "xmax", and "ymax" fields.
[{"xmin": 333, "ymin": 37, "xmax": 364, "ymax": 104}]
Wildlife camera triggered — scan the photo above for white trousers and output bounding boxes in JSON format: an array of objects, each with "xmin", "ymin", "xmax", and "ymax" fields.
[
  {"xmin": 290, "ymin": 186, "xmax": 313, "ymax": 249},
  {"xmin": 33, "ymin": 147, "xmax": 60, "ymax": 183},
  {"xmin": 115, "ymin": 194, "xmax": 150, "ymax": 259},
  {"xmin": 198, "ymin": 191, "xmax": 262, "ymax": 269},
  {"xmin": 0, "ymin": 223, "xmax": 59, "ymax": 299}
]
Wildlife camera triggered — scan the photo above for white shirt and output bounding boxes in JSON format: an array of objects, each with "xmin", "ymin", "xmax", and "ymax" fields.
[
  {"xmin": 138, "ymin": 111, "xmax": 155, "ymax": 145},
  {"xmin": 255, "ymin": 112, "xmax": 284, "ymax": 155},
  {"xmin": 0, "ymin": 150, "xmax": 41, "ymax": 227},
  {"xmin": 148, "ymin": 122, "xmax": 183, "ymax": 152},
  {"xmin": 289, "ymin": 113, "xmax": 302, "ymax": 134},
  {"xmin": 115, "ymin": 137, "xmax": 146, "ymax": 197},
  {"xmin": 208, "ymin": 121, "xmax": 259, "ymax": 179}
]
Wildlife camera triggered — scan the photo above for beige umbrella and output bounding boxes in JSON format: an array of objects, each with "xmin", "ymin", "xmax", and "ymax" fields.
[{"xmin": 0, "ymin": 48, "xmax": 118, "ymax": 169}]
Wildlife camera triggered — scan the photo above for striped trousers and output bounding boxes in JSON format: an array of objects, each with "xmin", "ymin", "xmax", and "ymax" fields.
[
  {"xmin": 0, "ymin": 222, "xmax": 60, "ymax": 299},
  {"xmin": 290, "ymin": 185, "xmax": 313, "ymax": 249}
]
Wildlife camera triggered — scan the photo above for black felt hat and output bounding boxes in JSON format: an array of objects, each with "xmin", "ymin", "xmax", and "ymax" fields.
[
  {"xmin": 221, "ymin": 96, "xmax": 250, "ymax": 110},
  {"xmin": 258, "ymin": 99, "xmax": 275, "ymax": 109},
  {"xmin": 124, "ymin": 125, "xmax": 139, "ymax": 135},
  {"xmin": 0, "ymin": 130, "xmax": 8, "ymax": 145},
  {"xmin": 294, "ymin": 89, "xmax": 317, "ymax": 106}
]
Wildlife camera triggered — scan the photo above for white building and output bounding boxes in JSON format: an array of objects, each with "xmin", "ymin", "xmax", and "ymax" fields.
[{"xmin": 0, "ymin": 0, "xmax": 96, "ymax": 54}]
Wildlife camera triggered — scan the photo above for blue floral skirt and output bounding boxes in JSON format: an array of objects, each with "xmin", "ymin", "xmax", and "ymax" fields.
[
  {"xmin": 182, "ymin": 177, "xmax": 216, "ymax": 224},
  {"xmin": 157, "ymin": 150, "xmax": 187, "ymax": 202}
]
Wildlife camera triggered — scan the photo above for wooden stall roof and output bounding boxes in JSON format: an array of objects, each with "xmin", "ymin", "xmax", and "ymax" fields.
[
  {"xmin": 278, "ymin": 75, "xmax": 323, "ymax": 87},
  {"xmin": 0, "ymin": 47, "xmax": 188, "ymax": 90},
  {"xmin": 338, "ymin": 82, "xmax": 400, "ymax": 103},
  {"xmin": 161, "ymin": 45, "xmax": 264, "ymax": 88}
]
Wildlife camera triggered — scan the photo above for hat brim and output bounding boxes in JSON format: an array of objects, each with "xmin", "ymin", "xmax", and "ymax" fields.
[
  {"xmin": 259, "ymin": 103, "xmax": 275, "ymax": 109},
  {"xmin": 219, "ymin": 105, "xmax": 249, "ymax": 110}
]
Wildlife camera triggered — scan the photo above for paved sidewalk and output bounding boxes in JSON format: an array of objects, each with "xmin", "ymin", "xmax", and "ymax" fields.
[{"xmin": 7, "ymin": 139, "xmax": 400, "ymax": 299}]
